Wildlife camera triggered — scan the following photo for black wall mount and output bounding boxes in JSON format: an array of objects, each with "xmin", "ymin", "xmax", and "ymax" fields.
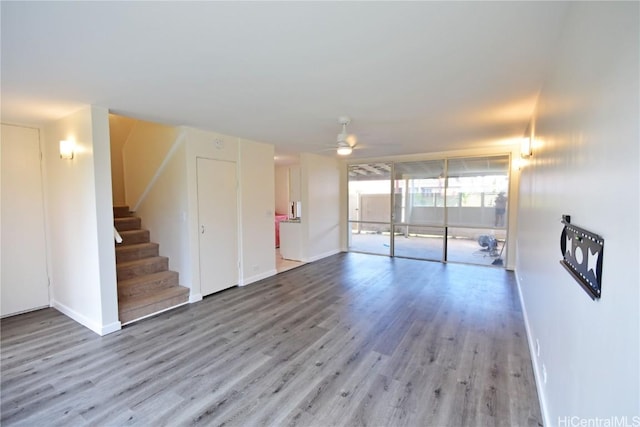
[{"xmin": 560, "ymin": 215, "xmax": 604, "ymax": 300}]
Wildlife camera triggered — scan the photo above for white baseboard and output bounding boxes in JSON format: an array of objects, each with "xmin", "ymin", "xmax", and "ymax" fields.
[
  {"xmin": 239, "ymin": 269, "xmax": 277, "ymax": 286},
  {"xmin": 304, "ymin": 248, "xmax": 342, "ymax": 263},
  {"xmin": 189, "ymin": 293, "xmax": 203, "ymax": 303},
  {"xmin": 120, "ymin": 300, "xmax": 189, "ymax": 326},
  {"xmin": 0, "ymin": 304, "xmax": 49, "ymax": 319},
  {"xmin": 51, "ymin": 299, "xmax": 121, "ymax": 336},
  {"xmin": 515, "ymin": 272, "xmax": 551, "ymax": 427},
  {"xmin": 101, "ymin": 320, "xmax": 122, "ymax": 335}
]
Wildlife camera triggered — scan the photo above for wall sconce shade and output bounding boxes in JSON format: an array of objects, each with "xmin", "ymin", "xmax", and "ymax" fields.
[
  {"xmin": 520, "ymin": 136, "xmax": 532, "ymax": 158},
  {"xmin": 59, "ymin": 140, "xmax": 74, "ymax": 159}
]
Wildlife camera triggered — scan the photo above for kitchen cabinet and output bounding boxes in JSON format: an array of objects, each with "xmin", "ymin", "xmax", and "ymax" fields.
[{"xmin": 280, "ymin": 221, "xmax": 303, "ymax": 261}]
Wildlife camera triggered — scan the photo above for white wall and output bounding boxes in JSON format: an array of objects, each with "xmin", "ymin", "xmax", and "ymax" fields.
[
  {"xmin": 122, "ymin": 119, "xmax": 178, "ymax": 209},
  {"xmin": 239, "ymin": 139, "xmax": 276, "ymax": 285},
  {"xmin": 517, "ymin": 2, "xmax": 639, "ymax": 424},
  {"xmin": 131, "ymin": 126, "xmax": 277, "ymax": 299},
  {"xmin": 108, "ymin": 114, "xmax": 136, "ymax": 205},
  {"xmin": 135, "ymin": 139, "xmax": 190, "ymax": 290},
  {"xmin": 43, "ymin": 106, "xmax": 120, "ymax": 335},
  {"xmin": 300, "ymin": 153, "xmax": 341, "ymax": 262},
  {"xmin": 274, "ymin": 165, "xmax": 290, "ymax": 215}
]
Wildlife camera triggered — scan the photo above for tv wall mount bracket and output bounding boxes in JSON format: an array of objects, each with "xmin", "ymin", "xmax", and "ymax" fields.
[{"xmin": 560, "ymin": 215, "xmax": 604, "ymax": 300}]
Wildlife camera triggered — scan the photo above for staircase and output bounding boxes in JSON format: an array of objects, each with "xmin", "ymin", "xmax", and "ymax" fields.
[{"xmin": 114, "ymin": 206, "xmax": 189, "ymax": 324}]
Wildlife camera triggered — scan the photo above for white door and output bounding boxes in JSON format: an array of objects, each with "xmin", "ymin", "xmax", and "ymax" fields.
[
  {"xmin": 1, "ymin": 124, "xmax": 49, "ymax": 315},
  {"xmin": 197, "ymin": 157, "xmax": 238, "ymax": 296}
]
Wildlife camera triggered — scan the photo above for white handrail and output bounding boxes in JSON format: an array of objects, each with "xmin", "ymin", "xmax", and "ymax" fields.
[{"xmin": 114, "ymin": 227, "xmax": 123, "ymax": 244}]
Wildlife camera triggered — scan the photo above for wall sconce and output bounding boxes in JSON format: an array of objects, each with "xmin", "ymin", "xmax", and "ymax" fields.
[
  {"xmin": 59, "ymin": 140, "xmax": 75, "ymax": 159},
  {"xmin": 520, "ymin": 136, "xmax": 532, "ymax": 158}
]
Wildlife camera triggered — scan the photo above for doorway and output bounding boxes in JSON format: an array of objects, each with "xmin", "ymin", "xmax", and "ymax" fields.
[
  {"xmin": 197, "ymin": 157, "xmax": 239, "ymax": 296},
  {"xmin": 1, "ymin": 124, "xmax": 50, "ymax": 315}
]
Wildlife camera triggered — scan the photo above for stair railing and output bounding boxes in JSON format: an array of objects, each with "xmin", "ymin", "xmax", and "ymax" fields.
[{"xmin": 114, "ymin": 226, "xmax": 123, "ymax": 244}]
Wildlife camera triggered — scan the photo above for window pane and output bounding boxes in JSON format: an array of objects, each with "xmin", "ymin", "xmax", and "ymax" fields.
[
  {"xmin": 446, "ymin": 227, "xmax": 507, "ymax": 266},
  {"xmin": 349, "ymin": 163, "xmax": 391, "ymax": 222},
  {"xmin": 446, "ymin": 156, "xmax": 509, "ymax": 228},
  {"xmin": 393, "ymin": 225, "xmax": 444, "ymax": 261},
  {"xmin": 348, "ymin": 222, "xmax": 390, "ymax": 255},
  {"xmin": 393, "ymin": 160, "xmax": 445, "ymax": 225}
]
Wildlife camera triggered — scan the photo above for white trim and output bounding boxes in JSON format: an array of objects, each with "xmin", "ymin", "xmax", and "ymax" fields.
[
  {"xmin": 52, "ymin": 299, "xmax": 122, "ymax": 336},
  {"xmin": 0, "ymin": 305, "xmax": 49, "ymax": 319},
  {"xmin": 132, "ymin": 131, "xmax": 186, "ymax": 212},
  {"xmin": 239, "ymin": 269, "xmax": 277, "ymax": 286},
  {"xmin": 100, "ymin": 321, "xmax": 122, "ymax": 335},
  {"xmin": 189, "ymin": 293, "xmax": 203, "ymax": 303},
  {"xmin": 120, "ymin": 300, "xmax": 189, "ymax": 326},
  {"xmin": 304, "ymin": 249, "xmax": 342, "ymax": 263},
  {"xmin": 515, "ymin": 272, "xmax": 550, "ymax": 427}
]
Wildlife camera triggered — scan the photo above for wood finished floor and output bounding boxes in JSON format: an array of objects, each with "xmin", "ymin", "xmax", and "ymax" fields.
[{"xmin": 1, "ymin": 253, "xmax": 541, "ymax": 427}]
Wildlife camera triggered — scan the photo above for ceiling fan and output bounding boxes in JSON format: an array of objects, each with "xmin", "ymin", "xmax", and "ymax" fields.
[{"xmin": 336, "ymin": 116, "xmax": 356, "ymax": 156}]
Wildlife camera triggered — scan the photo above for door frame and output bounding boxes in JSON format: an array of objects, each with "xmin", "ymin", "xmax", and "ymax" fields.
[{"xmin": 195, "ymin": 156, "xmax": 240, "ymax": 297}]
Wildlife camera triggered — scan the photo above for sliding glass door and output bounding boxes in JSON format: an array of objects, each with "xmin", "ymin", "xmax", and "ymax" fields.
[
  {"xmin": 392, "ymin": 160, "xmax": 445, "ymax": 261},
  {"xmin": 445, "ymin": 156, "xmax": 510, "ymax": 266},
  {"xmin": 347, "ymin": 155, "xmax": 510, "ymax": 267},
  {"xmin": 348, "ymin": 163, "xmax": 392, "ymax": 256}
]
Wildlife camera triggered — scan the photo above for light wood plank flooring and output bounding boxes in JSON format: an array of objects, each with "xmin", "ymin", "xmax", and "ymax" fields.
[
  {"xmin": 1, "ymin": 252, "xmax": 541, "ymax": 426},
  {"xmin": 276, "ymin": 248, "xmax": 306, "ymax": 273}
]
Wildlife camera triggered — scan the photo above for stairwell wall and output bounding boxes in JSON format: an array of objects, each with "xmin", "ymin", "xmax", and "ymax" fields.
[
  {"xmin": 43, "ymin": 105, "xmax": 120, "ymax": 335},
  {"xmin": 108, "ymin": 114, "xmax": 136, "ymax": 205},
  {"xmin": 121, "ymin": 119, "xmax": 178, "ymax": 209},
  {"xmin": 134, "ymin": 139, "xmax": 191, "ymax": 292}
]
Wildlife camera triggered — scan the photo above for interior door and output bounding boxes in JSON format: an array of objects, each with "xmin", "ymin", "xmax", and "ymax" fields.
[
  {"xmin": 1, "ymin": 124, "xmax": 49, "ymax": 315},
  {"xmin": 197, "ymin": 157, "xmax": 238, "ymax": 296}
]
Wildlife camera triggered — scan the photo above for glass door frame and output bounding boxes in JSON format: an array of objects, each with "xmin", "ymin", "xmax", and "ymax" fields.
[{"xmin": 347, "ymin": 153, "xmax": 512, "ymax": 267}]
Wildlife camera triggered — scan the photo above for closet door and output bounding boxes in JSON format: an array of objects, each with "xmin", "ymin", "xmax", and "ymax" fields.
[
  {"xmin": 196, "ymin": 157, "xmax": 238, "ymax": 296},
  {"xmin": 1, "ymin": 124, "xmax": 49, "ymax": 315}
]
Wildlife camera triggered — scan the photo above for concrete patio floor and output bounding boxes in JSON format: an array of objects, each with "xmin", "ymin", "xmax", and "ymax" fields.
[{"xmin": 348, "ymin": 232, "xmax": 506, "ymax": 267}]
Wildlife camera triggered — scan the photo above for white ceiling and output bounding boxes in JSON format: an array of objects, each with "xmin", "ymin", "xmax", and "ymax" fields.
[{"xmin": 1, "ymin": 1, "xmax": 569, "ymax": 163}]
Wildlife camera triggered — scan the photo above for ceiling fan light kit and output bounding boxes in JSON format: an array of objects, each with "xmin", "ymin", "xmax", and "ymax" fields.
[
  {"xmin": 336, "ymin": 116, "xmax": 354, "ymax": 156},
  {"xmin": 337, "ymin": 143, "xmax": 353, "ymax": 156}
]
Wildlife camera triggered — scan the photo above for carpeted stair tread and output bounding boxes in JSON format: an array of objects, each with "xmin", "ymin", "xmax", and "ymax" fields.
[
  {"xmin": 113, "ymin": 206, "xmax": 133, "ymax": 218},
  {"xmin": 118, "ymin": 270, "xmax": 179, "ymax": 298},
  {"xmin": 115, "ymin": 242, "xmax": 159, "ymax": 263},
  {"xmin": 118, "ymin": 286, "xmax": 189, "ymax": 324},
  {"xmin": 117, "ymin": 256, "xmax": 168, "ymax": 281},
  {"xmin": 114, "ymin": 216, "xmax": 142, "ymax": 232},
  {"xmin": 118, "ymin": 229, "xmax": 150, "ymax": 245},
  {"xmin": 113, "ymin": 205, "xmax": 188, "ymax": 325}
]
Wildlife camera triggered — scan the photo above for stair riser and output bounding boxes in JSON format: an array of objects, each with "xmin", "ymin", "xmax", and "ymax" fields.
[
  {"xmin": 117, "ymin": 258, "xmax": 168, "ymax": 281},
  {"xmin": 116, "ymin": 244, "xmax": 159, "ymax": 263},
  {"xmin": 113, "ymin": 206, "xmax": 132, "ymax": 218},
  {"xmin": 114, "ymin": 217, "xmax": 142, "ymax": 232},
  {"xmin": 118, "ymin": 272, "xmax": 179, "ymax": 298},
  {"xmin": 120, "ymin": 230, "xmax": 150, "ymax": 245},
  {"xmin": 119, "ymin": 291, "xmax": 189, "ymax": 324}
]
